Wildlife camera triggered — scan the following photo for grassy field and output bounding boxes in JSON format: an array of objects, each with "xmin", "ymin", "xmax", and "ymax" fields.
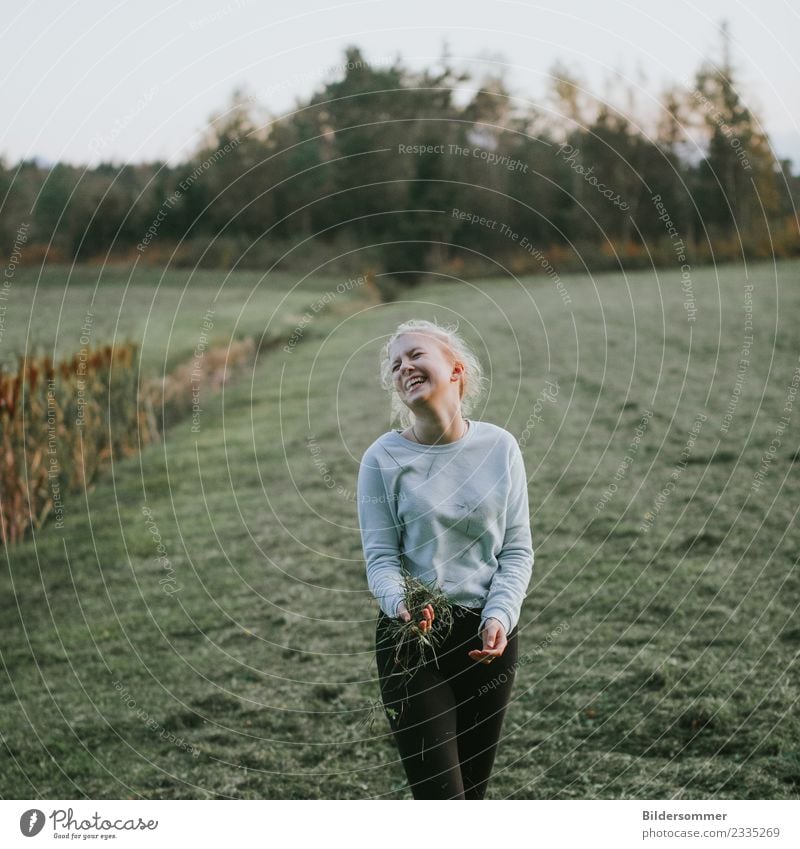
[
  {"xmin": 1, "ymin": 259, "xmax": 798, "ymax": 800},
  {"xmin": 0, "ymin": 263, "xmax": 355, "ymax": 373}
]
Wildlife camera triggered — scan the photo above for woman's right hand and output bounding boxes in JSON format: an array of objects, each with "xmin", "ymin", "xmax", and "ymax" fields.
[{"xmin": 396, "ymin": 601, "xmax": 435, "ymax": 634}]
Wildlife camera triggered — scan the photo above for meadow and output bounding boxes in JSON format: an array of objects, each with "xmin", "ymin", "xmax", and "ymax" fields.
[
  {"xmin": 1, "ymin": 259, "xmax": 798, "ymax": 799},
  {"xmin": 0, "ymin": 263, "xmax": 356, "ymax": 373}
]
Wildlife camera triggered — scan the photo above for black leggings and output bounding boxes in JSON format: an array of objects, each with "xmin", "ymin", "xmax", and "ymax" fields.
[{"xmin": 375, "ymin": 604, "xmax": 519, "ymax": 799}]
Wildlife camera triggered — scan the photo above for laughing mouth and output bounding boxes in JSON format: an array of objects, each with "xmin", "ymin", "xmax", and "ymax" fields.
[{"xmin": 405, "ymin": 375, "xmax": 427, "ymax": 391}]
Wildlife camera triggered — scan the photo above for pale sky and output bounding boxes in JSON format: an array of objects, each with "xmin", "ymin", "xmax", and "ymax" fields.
[{"xmin": 2, "ymin": 0, "xmax": 798, "ymax": 168}]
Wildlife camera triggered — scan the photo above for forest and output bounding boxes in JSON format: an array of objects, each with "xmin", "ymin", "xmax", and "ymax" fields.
[{"xmin": 2, "ymin": 37, "xmax": 797, "ymax": 282}]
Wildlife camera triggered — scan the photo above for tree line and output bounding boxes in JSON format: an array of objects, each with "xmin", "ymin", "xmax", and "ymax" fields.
[{"xmin": 1, "ymin": 33, "xmax": 797, "ymax": 283}]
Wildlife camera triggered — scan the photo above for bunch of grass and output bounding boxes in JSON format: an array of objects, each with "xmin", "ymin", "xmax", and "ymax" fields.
[
  {"xmin": 359, "ymin": 574, "xmax": 455, "ymax": 733},
  {"xmin": 385, "ymin": 573, "xmax": 455, "ymax": 674}
]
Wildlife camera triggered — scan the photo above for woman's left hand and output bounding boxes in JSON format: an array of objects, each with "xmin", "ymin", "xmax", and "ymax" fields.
[{"xmin": 468, "ymin": 618, "xmax": 507, "ymax": 664}]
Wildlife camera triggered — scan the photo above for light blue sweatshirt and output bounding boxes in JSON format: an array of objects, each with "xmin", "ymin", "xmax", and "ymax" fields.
[{"xmin": 356, "ymin": 418, "xmax": 534, "ymax": 636}]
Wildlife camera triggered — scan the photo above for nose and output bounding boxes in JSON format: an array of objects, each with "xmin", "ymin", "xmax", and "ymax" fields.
[{"xmin": 397, "ymin": 359, "xmax": 413, "ymax": 378}]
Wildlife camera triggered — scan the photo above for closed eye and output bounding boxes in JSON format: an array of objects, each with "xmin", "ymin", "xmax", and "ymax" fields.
[{"xmin": 391, "ymin": 350, "xmax": 422, "ymax": 372}]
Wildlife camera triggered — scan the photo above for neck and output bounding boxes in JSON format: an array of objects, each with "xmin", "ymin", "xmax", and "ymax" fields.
[{"xmin": 411, "ymin": 409, "xmax": 468, "ymax": 445}]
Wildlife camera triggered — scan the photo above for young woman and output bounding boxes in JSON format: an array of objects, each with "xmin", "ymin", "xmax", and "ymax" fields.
[{"xmin": 356, "ymin": 318, "xmax": 534, "ymax": 800}]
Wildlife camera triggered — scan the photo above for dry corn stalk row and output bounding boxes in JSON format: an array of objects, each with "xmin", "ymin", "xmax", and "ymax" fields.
[
  {"xmin": 0, "ymin": 343, "xmax": 153, "ymax": 547},
  {"xmin": 1, "ymin": 335, "xmax": 262, "ymax": 547}
]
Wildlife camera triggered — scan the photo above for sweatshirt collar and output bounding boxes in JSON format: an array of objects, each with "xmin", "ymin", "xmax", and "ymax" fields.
[{"xmin": 387, "ymin": 418, "xmax": 476, "ymax": 452}]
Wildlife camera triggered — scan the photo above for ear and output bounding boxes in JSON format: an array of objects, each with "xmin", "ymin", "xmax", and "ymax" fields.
[{"xmin": 451, "ymin": 359, "xmax": 465, "ymax": 380}]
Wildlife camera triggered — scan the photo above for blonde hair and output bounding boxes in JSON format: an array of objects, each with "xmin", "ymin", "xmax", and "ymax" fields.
[{"xmin": 379, "ymin": 319, "xmax": 487, "ymax": 429}]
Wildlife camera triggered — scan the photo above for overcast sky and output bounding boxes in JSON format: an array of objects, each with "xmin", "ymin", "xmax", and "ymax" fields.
[{"xmin": 2, "ymin": 0, "xmax": 798, "ymax": 169}]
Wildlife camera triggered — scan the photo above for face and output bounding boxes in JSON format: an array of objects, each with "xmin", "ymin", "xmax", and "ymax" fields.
[{"xmin": 389, "ymin": 332, "xmax": 464, "ymax": 410}]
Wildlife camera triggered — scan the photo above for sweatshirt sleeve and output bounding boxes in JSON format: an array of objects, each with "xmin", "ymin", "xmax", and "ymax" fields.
[
  {"xmin": 356, "ymin": 446, "xmax": 406, "ymax": 619},
  {"xmin": 480, "ymin": 439, "xmax": 534, "ymax": 636}
]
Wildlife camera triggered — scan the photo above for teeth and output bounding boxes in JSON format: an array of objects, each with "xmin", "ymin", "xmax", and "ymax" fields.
[{"xmin": 407, "ymin": 377, "xmax": 425, "ymax": 389}]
